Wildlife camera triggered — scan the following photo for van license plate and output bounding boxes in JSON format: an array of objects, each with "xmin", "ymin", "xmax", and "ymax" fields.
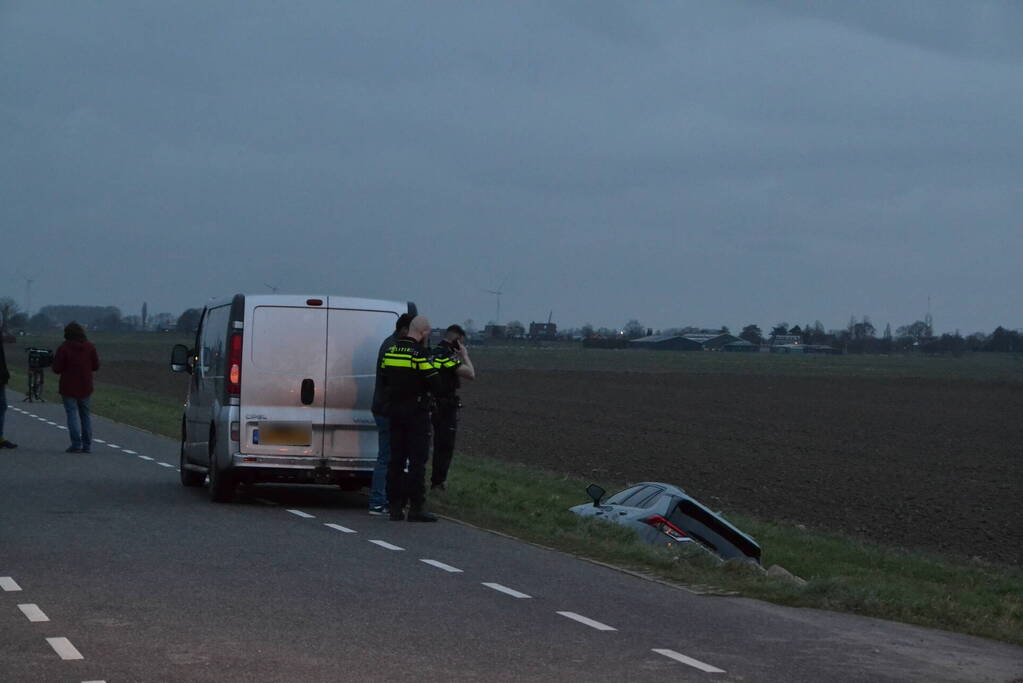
[{"xmin": 258, "ymin": 422, "xmax": 312, "ymax": 446}]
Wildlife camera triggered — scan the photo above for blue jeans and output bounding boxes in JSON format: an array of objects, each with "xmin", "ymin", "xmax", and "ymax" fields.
[
  {"xmin": 62, "ymin": 396, "xmax": 92, "ymax": 450},
  {"xmin": 0, "ymin": 386, "xmax": 7, "ymax": 439},
  {"xmin": 369, "ymin": 414, "xmax": 390, "ymax": 507}
]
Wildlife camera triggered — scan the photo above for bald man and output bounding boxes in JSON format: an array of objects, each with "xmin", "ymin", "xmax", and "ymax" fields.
[{"xmin": 377, "ymin": 315, "xmax": 444, "ymax": 522}]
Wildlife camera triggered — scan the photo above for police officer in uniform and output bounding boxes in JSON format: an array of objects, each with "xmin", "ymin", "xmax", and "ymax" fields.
[
  {"xmin": 379, "ymin": 315, "xmax": 444, "ymax": 522},
  {"xmin": 368, "ymin": 313, "xmax": 413, "ymax": 515},
  {"xmin": 430, "ymin": 325, "xmax": 475, "ymax": 491}
]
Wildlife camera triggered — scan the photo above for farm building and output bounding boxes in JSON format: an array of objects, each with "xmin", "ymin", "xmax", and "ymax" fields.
[
  {"xmin": 528, "ymin": 321, "xmax": 557, "ymax": 340},
  {"xmin": 628, "ymin": 334, "xmax": 703, "ymax": 351},
  {"xmin": 723, "ymin": 339, "xmax": 759, "ymax": 352},
  {"xmin": 681, "ymin": 333, "xmax": 741, "ymax": 350},
  {"xmin": 628, "ymin": 333, "xmax": 741, "ymax": 351}
]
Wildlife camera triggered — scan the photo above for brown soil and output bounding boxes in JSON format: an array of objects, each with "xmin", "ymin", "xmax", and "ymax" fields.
[{"xmin": 457, "ymin": 371, "xmax": 1023, "ymax": 565}]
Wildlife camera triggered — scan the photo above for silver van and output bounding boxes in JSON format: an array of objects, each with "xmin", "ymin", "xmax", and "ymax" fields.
[{"xmin": 170, "ymin": 294, "xmax": 415, "ymax": 502}]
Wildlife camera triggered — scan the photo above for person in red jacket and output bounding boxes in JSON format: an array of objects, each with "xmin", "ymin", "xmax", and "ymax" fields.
[{"xmin": 52, "ymin": 322, "xmax": 100, "ymax": 453}]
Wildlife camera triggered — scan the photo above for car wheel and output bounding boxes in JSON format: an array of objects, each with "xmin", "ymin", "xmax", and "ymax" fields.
[
  {"xmin": 207, "ymin": 428, "xmax": 235, "ymax": 503},
  {"xmin": 179, "ymin": 423, "xmax": 205, "ymax": 487}
]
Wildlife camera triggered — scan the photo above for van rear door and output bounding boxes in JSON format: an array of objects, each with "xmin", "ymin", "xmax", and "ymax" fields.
[
  {"xmin": 322, "ymin": 300, "xmax": 399, "ymax": 467},
  {"xmin": 240, "ymin": 297, "xmax": 329, "ymax": 457}
]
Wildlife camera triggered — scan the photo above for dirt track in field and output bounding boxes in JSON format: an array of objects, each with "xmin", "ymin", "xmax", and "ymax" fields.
[{"xmin": 456, "ymin": 370, "xmax": 1023, "ymax": 565}]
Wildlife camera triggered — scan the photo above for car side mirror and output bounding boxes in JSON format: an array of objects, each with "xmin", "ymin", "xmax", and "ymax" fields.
[
  {"xmin": 170, "ymin": 344, "xmax": 191, "ymax": 373},
  {"xmin": 585, "ymin": 483, "xmax": 606, "ymax": 507}
]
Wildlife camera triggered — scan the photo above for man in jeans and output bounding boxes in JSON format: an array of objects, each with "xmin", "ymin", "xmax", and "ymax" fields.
[
  {"xmin": 0, "ymin": 319, "xmax": 18, "ymax": 449},
  {"xmin": 368, "ymin": 313, "xmax": 412, "ymax": 515},
  {"xmin": 52, "ymin": 322, "xmax": 100, "ymax": 453}
]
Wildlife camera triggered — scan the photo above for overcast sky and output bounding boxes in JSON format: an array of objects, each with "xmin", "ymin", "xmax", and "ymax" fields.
[{"xmin": 2, "ymin": 1, "xmax": 1020, "ymax": 334}]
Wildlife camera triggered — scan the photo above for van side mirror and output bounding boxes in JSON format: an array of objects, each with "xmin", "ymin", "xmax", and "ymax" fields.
[
  {"xmin": 585, "ymin": 483, "xmax": 606, "ymax": 507},
  {"xmin": 170, "ymin": 344, "xmax": 191, "ymax": 373}
]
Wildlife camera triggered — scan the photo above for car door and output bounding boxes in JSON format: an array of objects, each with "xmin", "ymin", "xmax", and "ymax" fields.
[
  {"xmin": 321, "ymin": 302, "xmax": 398, "ymax": 466},
  {"xmin": 240, "ymin": 298, "xmax": 329, "ymax": 458}
]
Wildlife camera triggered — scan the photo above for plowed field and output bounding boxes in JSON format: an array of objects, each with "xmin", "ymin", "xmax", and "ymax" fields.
[{"xmin": 457, "ymin": 366, "xmax": 1023, "ymax": 565}]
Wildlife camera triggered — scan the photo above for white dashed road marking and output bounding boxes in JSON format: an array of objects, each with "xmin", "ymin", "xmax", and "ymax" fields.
[
  {"xmin": 253, "ymin": 497, "xmax": 279, "ymax": 506},
  {"xmin": 556, "ymin": 611, "xmax": 617, "ymax": 631},
  {"xmin": 482, "ymin": 582, "xmax": 532, "ymax": 598},
  {"xmin": 57, "ymin": 426, "xmax": 67, "ymax": 430},
  {"xmin": 0, "ymin": 577, "xmax": 22, "ymax": 591},
  {"xmin": 287, "ymin": 509, "xmax": 315, "ymax": 519},
  {"xmin": 325, "ymin": 523, "xmax": 357, "ymax": 533},
  {"xmin": 18, "ymin": 603, "xmax": 49, "ymax": 622},
  {"xmin": 46, "ymin": 421, "xmax": 56, "ymax": 425},
  {"xmin": 123, "ymin": 449, "xmax": 137, "ymax": 454},
  {"xmin": 158, "ymin": 462, "xmax": 174, "ymax": 468},
  {"xmin": 107, "ymin": 443, "xmax": 120, "ymax": 448},
  {"xmin": 420, "ymin": 559, "xmax": 463, "ymax": 573},
  {"xmin": 46, "ymin": 637, "xmax": 84, "ymax": 660},
  {"xmin": 139, "ymin": 455, "xmax": 154, "ymax": 461},
  {"xmin": 92, "ymin": 438, "xmax": 105, "ymax": 443},
  {"xmin": 368, "ymin": 540, "xmax": 404, "ymax": 551},
  {"xmin": 652, "ymin": 649, "xmax": 726, "ymax": 673}
]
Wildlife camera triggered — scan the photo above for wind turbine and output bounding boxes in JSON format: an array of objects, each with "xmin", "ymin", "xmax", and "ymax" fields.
[
  {"xmin": 264, "ymin": 283, "xmax": 280, "ymax": 294},
  {"xmin": 484, "ymin": 275, "xmax": 509, "ymax": 324}
]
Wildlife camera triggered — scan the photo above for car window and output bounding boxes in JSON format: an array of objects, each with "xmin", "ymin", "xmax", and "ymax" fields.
[
  {"xmin": 616, "ymin": 485, "xmax": 660, "ymax": 507},
  {"xmin": 604, "ymin": 486, "xmax": 642, "ymax": 505},
  {"xmin": 632, "ymin": 487, "xmax": 666, "ymax": 509}
]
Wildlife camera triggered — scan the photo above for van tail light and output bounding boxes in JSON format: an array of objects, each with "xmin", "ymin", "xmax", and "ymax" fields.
[
  {"xmin": 643, "ymin": 515, "xmax": 689, "ymax": 543},
  {"xmin": 227, "ymin": 333, "xmax": 243, "ymax": 395}
]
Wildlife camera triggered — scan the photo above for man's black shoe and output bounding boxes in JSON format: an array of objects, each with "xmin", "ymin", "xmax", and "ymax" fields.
[
  {"xmin": 389, "ymin": 509, "xmax": 406, "ymax": 521},
  {"xmin": 407, "ymin": 510, "xmax": 438, "ymax": 523},
  {"xmin": 65, "ymin": 446, "xmax": 82, "ymax": 453},
  {"xmin": 0, "ymin": 439, "xmax": 17, "ymax": 449}
]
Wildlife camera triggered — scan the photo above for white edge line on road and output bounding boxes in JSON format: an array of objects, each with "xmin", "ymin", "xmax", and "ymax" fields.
[
  {"xmin": 18, "ymin": 603, "xmax": 49, "ymax": 622},
  {"xmin": 46, "ymin": 637, "xmax": 84, "ymax": 660},
  {"xmin": 82, "ymin": 680, "xmax": 108, "ymax": 683},
  {"xmin": 286, "ymin": 509, "xmax": 315, "ymax": 518},
  {"xmin": 420, "ymin": 559, "xmax": 463, "ymax": 573},
  {"xmin": 368, "ymin": 539, "xmax": 404, "ymax": 551},
  {"xmin": 93, "ymin": 439, "xmax": 106, "ymax": 443},
  {"xmin": 556, "ymin": 611, "xmax": 617, "ymax": 631},
  {"xmin": 652, "ymin": 649, "xmax": 726, "ymax": 673},
  {"xmin": 123, "ymin": 449, "xmax": 137, "ymax": 454},
  {"xmin": 139, "ymin": 455, "xmax": 154, "ymax": 461},
  {"xmin": 483, "ymin": 582, "xmax": 532, "ymax": 598},
  {"xmin": 0, "ymin": 577, "xmax": 22, "ymax": 591},
  {"xmin": 325, "ymin": 523, "xmax": 357, "ymax": 533}
]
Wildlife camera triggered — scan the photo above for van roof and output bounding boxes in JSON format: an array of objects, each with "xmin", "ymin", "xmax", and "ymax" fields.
[{"xmin": 204, "ymin": 293, "xmax": 412, "ymax": 312}]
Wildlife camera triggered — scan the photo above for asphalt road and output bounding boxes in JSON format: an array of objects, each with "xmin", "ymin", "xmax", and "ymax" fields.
[{"xmin": 2, "ymin": 390, "xmax": 1021, "ymax": 682}]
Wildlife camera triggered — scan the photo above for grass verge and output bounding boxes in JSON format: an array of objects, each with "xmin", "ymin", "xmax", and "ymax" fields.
[{"xmin": 10, "ymin": 370, "xmax": 1020, "ymax": 645}]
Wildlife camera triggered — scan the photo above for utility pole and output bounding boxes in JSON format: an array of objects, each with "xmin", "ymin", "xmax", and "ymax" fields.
[{"xmin": 24, "ymin": 278, "xmax": 33, "ymax": 319}]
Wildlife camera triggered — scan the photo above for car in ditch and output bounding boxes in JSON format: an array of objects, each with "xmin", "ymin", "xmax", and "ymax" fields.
[{"xmin": 569, "ymin": 482, "xmax": 762, "ymax": 564}]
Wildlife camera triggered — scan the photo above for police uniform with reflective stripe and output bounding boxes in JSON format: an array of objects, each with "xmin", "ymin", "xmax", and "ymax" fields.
[
  {"xmin": 429, "ymin": 340, "xmax": 462, "ymax": 488},
  {"xmin": 379, "ymin": 337, "xmax": 442, "ymax": 513}
]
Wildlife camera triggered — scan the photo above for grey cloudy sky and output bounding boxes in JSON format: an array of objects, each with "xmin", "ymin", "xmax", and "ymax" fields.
[{"xmin": 3, "ymin": 1, "xmax": 1020, "ymax": 333}]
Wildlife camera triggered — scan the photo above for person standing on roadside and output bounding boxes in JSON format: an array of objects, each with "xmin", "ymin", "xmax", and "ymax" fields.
[
  {"xmin": 429, "ymin": 324, "xmax": 475, "ymax": 492},
  {"xmin": 379, "ymin": 315, "xmax": 443, "ymax": 522},
  {"xmin": 0, "ymin": 315, "xmax": 18, "ymax": 449},
  {"xmin": 52, "ymin": 322, "xmax": 100, "ymax": 453},
  {"xmin": 368, "ymin": 312, "xmax": 413, "ymax": 516}
]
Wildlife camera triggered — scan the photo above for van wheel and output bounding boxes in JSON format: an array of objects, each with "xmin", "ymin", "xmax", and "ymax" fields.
[
  {"xmin": 180, "ymin": 423, "xmax": 205, "ymax": 487},
  {"xmin": 207, "ymin": 429, "xmax": 236, "ymax": 503}
]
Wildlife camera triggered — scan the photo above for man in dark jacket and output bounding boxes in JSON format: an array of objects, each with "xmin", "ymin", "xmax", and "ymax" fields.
[
  {"xmin": 379, "ymin": 315, "xmax": 444, "ymax": 522},
  {"xmin": 367, "ymin": 313, "xmax": 413, "ymax": 515},
  {"xmin": 52, "ymin": 322, "xmax": 100, "ymax": 453},
  {"xmin": 429, "ymin": 325, "xmax": 475, "ymax": 491},
  {"xmin": 0, "ymin": 322, "xmax": 17, "ymax": 449}
]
